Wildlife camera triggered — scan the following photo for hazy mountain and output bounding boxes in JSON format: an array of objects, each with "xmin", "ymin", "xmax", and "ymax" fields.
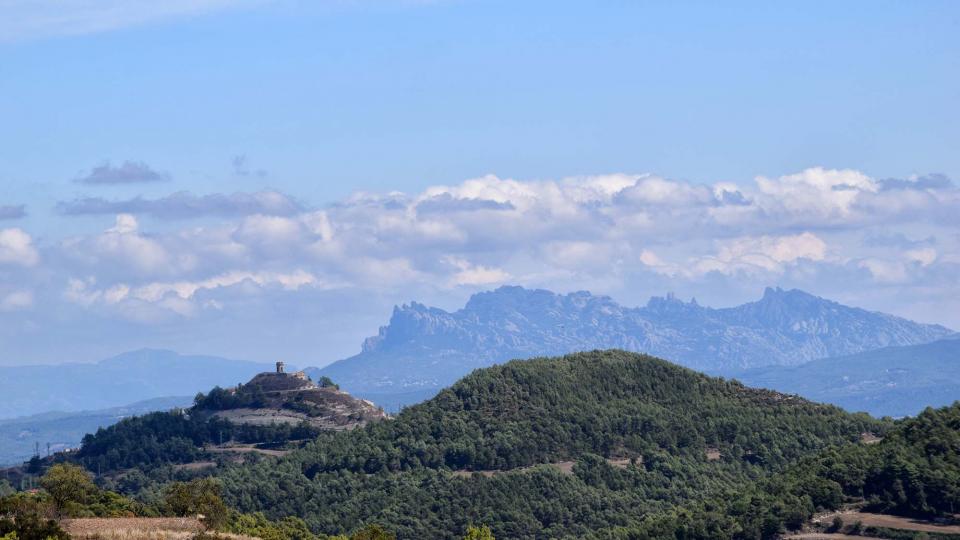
[
  {"xmin": 0, "ymin": 349, "xmax": 270, "ymax": 419},
  {"xmin": 730, "ymin": 337, "xmax": 960, "ymax": 418},
  {"xmin": 0, "ymin": 396, "xmax": 192, "ymax": 466},
  {"xmin": 311, "ymin": 286, "xmax": 951, "ymax": 407}
]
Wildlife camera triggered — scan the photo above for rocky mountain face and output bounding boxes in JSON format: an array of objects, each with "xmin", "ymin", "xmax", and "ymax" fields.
[{"xmin": 313, "ymin": 286, "xmax": 952, "ymax": 405}]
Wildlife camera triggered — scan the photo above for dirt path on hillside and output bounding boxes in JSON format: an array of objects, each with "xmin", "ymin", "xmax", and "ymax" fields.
[
  {"xmin": 451, "ymin": 457, "xmax": 639, "ymax": 478},
  {"xmin": 205, "ymin": 444, "xmax": 291, "ymax": 457},
  {"xmin": 785, "ymin": 534, "xmax": 882, "ymax": 539}
]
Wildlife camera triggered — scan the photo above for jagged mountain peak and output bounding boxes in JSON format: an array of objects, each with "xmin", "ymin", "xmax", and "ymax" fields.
[
  {"xmin": 644, "ymin": 292, "xmax": 706, "ymax": 315},
  {"xmin": 758, "ymin": 286, "xmax": 831, "ymax": 305},
  {"xmin": 319, "ymin": 285, "xmax": 953, "ymax": 402},
  {"xmin": 460, "ymin": 286, "xmax": 609, "ymax": 315}
]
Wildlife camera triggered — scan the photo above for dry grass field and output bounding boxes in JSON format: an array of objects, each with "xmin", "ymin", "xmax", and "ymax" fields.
[
  {"xmin": 787, "ymin": 509, "xmax": 960, "ymax": 539},
  {"xmin": 818, "ymin": 510, "xmax": 960, "ymax": 534},
  {"xmin": 62, "ymin": 518, "xmax": 261, "ymax": 540}
]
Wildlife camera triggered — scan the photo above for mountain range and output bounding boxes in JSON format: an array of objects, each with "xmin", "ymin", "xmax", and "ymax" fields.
[
  {"xmin": 3, "ymin": 286, "xmax": 955, "ymax": 437},
  {"xmin": 312, "ymin": 286, "xmax": 952, "ymax": 407},
  {"xmin": 0, "ymin": 349, "xmax": 271, "ymax": 419},
  {"xmin": 732, "ymin": 336, "xmax": 960, "ymax": 418},
  {"xmin": 0, "ymin": 396, "xmax": 192, "ymax": 466}
]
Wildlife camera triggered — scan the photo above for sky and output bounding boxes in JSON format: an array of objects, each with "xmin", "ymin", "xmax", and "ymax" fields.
[{"xmin": 0, "ymin": 0, "xmax": 958, "ymax": 367}]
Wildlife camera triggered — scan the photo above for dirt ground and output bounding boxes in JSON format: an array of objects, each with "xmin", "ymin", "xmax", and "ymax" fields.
[
  {"xmin": 789, "ymin": 509, "xmax": 960, "ymax": 538},
  {"xmin": 823, "ymin": 511, "xmax": 960, "ymax": 534}
]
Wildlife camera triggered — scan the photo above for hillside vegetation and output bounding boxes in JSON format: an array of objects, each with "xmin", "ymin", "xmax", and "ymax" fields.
[
  {"xmin": 0, "ymin": 397, "xmax": 193, "ymax": 467},
  {"xmin": 219, "ymin": 350, "xmax": 886, "ymax": 539},
  {"xmin": 71, "ymin": 371, "xmax": 384, "ymax": 477},
  {"xmin": 654, "ymin": 401, "xmax": 960, "ymax": 538}
]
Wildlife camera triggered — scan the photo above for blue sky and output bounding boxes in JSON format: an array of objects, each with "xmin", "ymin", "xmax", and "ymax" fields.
[{"xmin": 0, "ymin": 1, "xmax": 958, "ymax": 366}]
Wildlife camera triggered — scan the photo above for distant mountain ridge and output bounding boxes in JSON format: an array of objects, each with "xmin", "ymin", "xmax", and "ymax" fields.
[
  {"xmin": 0, "ymin": 396, "xmax": 193, "ymax": 466},
  {"xmin": 732, "ymin": 336, "xmax": 960, "ymax": 418},
  {"xmin": 313, "ymin": 286, "xmax": 952, "ymax": 403},
  {"xmin": 0, "ymin": 349, "xmax": 271, "ymax": 419}
]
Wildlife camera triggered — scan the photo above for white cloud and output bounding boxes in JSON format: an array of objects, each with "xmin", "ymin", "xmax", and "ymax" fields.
[
  {"xmin": 642, "ymin": 233, "xmax": 829, "ymax": 278},
  {"xmin": 0, "ymin": 290, "xmax": 33, "ymax": 311},
  {"xmin": 859, "ymin": 258, "xmax": 909, "ymax": 284},
  {"xmin": 0, "ymin": 0, "xmax": 253, "ymax": 42},
  {"xmin": 905, "ymin": 247, "xmax": 937, "ymax": 266},
  {"xmin": 132, "ymin": 269, "xmax": 318, "ymax": 301},
  {"xmin": 0, "ymin": 228, "xmax": 39, "ymax": 266},
  {"xmin": 6, "ymin": 167, "xmax": 958, "ymax": 332},
  {"xmin": 445, "ymin": 257, "xmax": 510, "ymax": 287},
  {"xmin": 87, "ymin": 214, "xmax": 171, "ymax": 275},
  {"xmin": 63, "ymin": 269, "xmax": 322, "ymax": 320},
  {"xmin": 714, "ymin": 232, "xmax": 828, "ymax": 270},
  {"xmin": 755, "ymin": 167, "xmax": 876, "ymax": 220}
]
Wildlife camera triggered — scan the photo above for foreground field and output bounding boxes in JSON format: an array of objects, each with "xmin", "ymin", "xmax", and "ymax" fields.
[
  {"xmin": 62, "ymin": 518, "xmax": 260, "ymax": 540},
  {"xmin": 786, "ymin": 510, "xmax": 960, "ymax": 539}
]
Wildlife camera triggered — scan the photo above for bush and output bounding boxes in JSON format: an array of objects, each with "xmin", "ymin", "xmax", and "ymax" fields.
[{"xmin": 164, "ymin": 478, "xmax": 228, "ymax": 530}]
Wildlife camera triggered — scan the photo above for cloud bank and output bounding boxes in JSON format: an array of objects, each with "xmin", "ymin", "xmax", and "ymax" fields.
[
  {"xmin": 58, "ymin": 190, "xmax": 303, "ymax": 218},
  {"xmin": 43, "ymin": 167, "xmax": 959, "ymax": 312},
  {"xmin": 75, "ymin": 161, "xmax": 169, "ymax": 185},
  {"xmin": 3, "ymin": 167, "xmax": 958, "ymax": 364}
]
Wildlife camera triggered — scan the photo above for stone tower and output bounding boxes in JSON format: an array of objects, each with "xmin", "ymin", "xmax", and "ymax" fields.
[{"xmin": 276, "ymin": 361, "xmax": 285, "ymax": 374}]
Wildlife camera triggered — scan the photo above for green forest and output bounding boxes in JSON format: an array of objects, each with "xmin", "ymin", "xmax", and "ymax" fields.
[
  {"xmin": 213, "ymin": 351, "xmax": 890, "ymax": 538},
  {"xmin": 11, "ymin": 350, "xmax": 960, "ymax": 539},
  {"xmin": 75, "ymin": 410, "xmax": 321, "ymax": 472}
]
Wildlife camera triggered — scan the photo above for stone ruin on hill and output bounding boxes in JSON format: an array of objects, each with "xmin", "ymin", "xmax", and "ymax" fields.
[{"xmin": 243, "ymin": 361, "xmax": 315, "ymax": 393}]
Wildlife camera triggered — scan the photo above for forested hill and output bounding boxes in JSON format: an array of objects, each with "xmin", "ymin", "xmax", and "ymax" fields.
[
  {"xmin": 668, "ymin": 401, "xmax": 960, "ymax": 538},
  {"xmin": 70, "ymin": 370, "xmax": 385, "ymax": 475},
  {"xmin": 219, "ymin": 350, "xmax": 886, "ymax": 539},
  {"xmin": 312, "ymin": 286, "xmax": 952, "ymax": 407}
]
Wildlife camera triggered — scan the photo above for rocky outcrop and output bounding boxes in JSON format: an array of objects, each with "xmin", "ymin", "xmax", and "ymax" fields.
[{"xmin": 203, "ymin": 371, "xmax": 387, "ymax": 429}]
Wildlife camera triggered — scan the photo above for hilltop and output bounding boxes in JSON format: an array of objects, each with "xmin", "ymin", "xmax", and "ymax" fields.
[
  {"xmin": 61, "ymin": 365, "xmax": 385, "ymax": 478},
  {"xmin": 193, "ymin": 362, "xmax": 386, "ymax": 430},
  {"xmin": 221, "ymin": 350, "xmax": 886, "ymax": 538},
  {"xmin": 311, "ymin": 286, "xmax": 952, "ymax": 407}
]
